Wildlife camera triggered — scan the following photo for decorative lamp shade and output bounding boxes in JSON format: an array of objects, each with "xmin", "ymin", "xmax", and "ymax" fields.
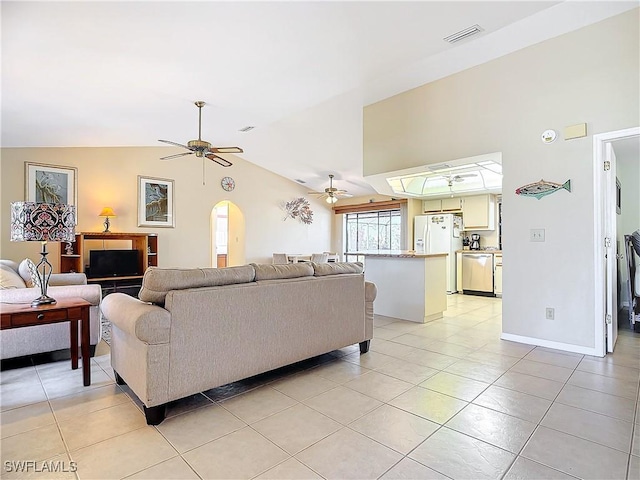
[
  {"xmin": 10, "ymin": 202, "xmax": 76, "ymax": 242},
  {"xmin": 98, "ymin": 207, "xmax": 117, "ymax": 217},
  {"xmin": 326, "ymin": 195, "xmax": 338, "ymax": 204}
]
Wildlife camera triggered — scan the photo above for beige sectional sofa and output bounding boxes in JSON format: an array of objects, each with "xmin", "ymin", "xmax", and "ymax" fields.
[
  {"xmin": 101, "ymin": 261, "xmax": 376, "ymax": 424},
  {"xmin": 0, "ymin": 260, "xmax": 102, "ymax": 360}
]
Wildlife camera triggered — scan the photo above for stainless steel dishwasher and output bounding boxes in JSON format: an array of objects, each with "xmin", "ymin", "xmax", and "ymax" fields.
[{"xmin": 462, "ymin": 253, "xmax": 494, "ymax": 296}]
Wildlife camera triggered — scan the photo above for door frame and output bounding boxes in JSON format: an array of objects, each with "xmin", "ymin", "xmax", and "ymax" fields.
[
  {"xmin": 593, "ymin": 126, "xmax": 640, "ymax": 356},
  {"xmin": 211, "ymin": 200, "xmax": 246, "ymax": 268}
]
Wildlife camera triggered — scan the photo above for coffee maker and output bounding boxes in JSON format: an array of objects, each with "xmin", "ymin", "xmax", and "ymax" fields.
[{"xmin": 470, "ymin": 234, "xmax": 481, "ymax": 250}]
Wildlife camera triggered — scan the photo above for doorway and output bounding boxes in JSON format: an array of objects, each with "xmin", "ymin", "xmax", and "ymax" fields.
[
  {"xmin": 593, "ymin": 127, "xmax": 640, "ymax": 355},
  {"xmin": 211, "ymin": 201, "xmax": 246, "ymax": 268}
]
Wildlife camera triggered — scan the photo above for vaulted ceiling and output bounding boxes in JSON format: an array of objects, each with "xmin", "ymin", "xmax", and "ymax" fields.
[{"xmin": 2, "ymin": 1, "xmax": 636, "ymax": 195}]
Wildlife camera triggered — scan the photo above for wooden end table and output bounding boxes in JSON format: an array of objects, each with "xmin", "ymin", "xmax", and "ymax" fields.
[{"xmin": 0, "ymin": 297, "xmax": 91, "ymax": 386}]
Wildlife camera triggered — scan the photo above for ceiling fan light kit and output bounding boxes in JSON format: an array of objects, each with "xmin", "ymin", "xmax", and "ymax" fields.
[
  {"xmin": 308, "ymin": 174, "xmax": 352, "ymax": 204},
  {"xmin": 158, "ymin": 101, "xmax": 243, "ymax": 167}
]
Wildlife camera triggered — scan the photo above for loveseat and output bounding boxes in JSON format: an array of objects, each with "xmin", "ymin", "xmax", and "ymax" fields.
[
  {"xmin": 101, "ymin": 261, "xmax": 376, "ymax": 424},
  {"xmin": 0, "ymin": 260, "xmax": 102, "ymax": 360}
]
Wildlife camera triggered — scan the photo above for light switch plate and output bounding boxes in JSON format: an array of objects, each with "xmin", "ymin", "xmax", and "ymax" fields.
[{"xmin": 530, "ymin": 229, "xmax": 545, "ymax": 242}]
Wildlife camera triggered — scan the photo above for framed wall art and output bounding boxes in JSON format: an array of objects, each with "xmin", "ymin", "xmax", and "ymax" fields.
[
  {"xmin": 25, "ymin": 162, "xmax": 77, "ymax": 206},
  {"xmin": 138, "ymin": 176, "xmax": 175, "ymax": 228}
]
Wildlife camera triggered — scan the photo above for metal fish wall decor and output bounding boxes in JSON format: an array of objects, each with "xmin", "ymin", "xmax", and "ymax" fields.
[{"xmin": 515, "ymin": 179, "xmax": 571, "ymax": 200}]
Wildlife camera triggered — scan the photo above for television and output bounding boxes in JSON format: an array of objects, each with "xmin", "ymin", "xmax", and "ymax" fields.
[{"xmin": 89, "ymin": 250, "xmax": 140, "ymax": 278}]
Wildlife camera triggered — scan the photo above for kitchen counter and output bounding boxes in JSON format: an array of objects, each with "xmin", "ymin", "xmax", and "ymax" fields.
[
  {"xmin": 457, "ymin": 250, "xmax": 502, "ymax": 254},
  {"xmin": 357, "ymin": 252, "xmax": 447, "ymax": 323},
  {"xmin": 353, "ymin": 250, "xmax": 448, "ymax": 258}
]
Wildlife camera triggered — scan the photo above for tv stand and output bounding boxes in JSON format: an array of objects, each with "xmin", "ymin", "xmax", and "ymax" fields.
[
  {"xmin": 59, "ymin": 233, "xmax": 158, "ymax": 289},
  {"xmin": 89, "ymin": 276, "xmax": 144, "ymax": 298}
]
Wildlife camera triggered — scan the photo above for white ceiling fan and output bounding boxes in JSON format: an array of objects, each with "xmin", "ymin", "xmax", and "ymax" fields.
[
  {"xmin": 437, "ymin": 173, "xmax": 478, "ymax": 186},
  {"xmin": 158, "ymin": 101, "xmax": 243, "ymax": 167},
  {"xmin": 427, "ymin": 173, "xmax": 478, "ymax": 196},
  {"xmin": 308, "ymin": 174, "xmax": 353, "ymax": 204}
]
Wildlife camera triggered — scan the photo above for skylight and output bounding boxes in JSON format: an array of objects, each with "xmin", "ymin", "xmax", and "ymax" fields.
[
  {"xmin": 363, "ymin": 152, "xmax": 503, "ymax": 199},
  {"xmin": 385, "ymin": 159, "xmax": 502, "ymax": 197}
]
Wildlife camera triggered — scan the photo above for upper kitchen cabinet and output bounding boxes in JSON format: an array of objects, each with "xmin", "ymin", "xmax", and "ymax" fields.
[
  {"xmin": 462, "ymin": 194, "xmax": 496, "ymax": 230},
  {"xmin": 423, "ymin": 197, "xmax": 463, "ymax": 213}
]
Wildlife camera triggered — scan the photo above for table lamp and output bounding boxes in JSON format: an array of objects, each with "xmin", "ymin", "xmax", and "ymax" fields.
[
  {"xmin": 10, "ymin": 202, "xmax": 76, "ymax": 307},
  {"xmin": 98, "ymin": 207, "xmax": 116, "ymax": 233}
]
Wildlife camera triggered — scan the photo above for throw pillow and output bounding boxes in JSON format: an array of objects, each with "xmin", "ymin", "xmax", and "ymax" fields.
[
  {"xmin": 18, "ymin": 258, "xmax": 42, "ymax": 289},
  {"xmin": 0, "ymin": 264, "xmax": 26, "ymax": 289}
]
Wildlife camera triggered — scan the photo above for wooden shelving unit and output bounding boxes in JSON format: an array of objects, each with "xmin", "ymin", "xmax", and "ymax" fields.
[{"xmin": 60, "ymin": 232, "xmax": 158, "ymax": 276}]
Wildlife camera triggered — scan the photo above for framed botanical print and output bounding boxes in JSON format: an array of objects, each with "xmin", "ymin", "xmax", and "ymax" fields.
[
  {"xmin": 138, "ymin": 176, "xmax": 175, "ymax": 228},
  {"xmin": 25, "ymin": 162, "xmax": 77, "ymax": 206}
]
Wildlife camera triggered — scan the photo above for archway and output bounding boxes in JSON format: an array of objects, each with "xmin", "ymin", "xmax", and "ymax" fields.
[{"xmin": 211, "ymin": 201, "xmax": 246, "ymax": 267}]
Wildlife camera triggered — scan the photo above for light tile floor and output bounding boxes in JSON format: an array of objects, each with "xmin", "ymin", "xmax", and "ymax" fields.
[{"xmin": 1, "ymin": 295, "xmax": 639, "ymax": 480}]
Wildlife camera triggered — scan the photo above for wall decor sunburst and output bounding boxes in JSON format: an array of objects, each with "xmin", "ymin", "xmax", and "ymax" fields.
[{"xmin": 283, "ymin": 197, "xmax": 313, "ymax": 224}]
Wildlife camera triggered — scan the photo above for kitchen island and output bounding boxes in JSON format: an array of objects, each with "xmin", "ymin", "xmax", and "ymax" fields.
[{"xmin": 355, "ymin": 251, "xmax": 448, "ymax": 323}]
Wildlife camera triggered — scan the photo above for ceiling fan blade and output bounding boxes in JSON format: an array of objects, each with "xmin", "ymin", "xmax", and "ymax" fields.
[
  {"xmin": 158, "ymin": 139, "xmax": 192, "ymax": 150},
  {"xmin": 210, "ymin": 146, "xmax": 244, "ymax": 154},
  {"xmin": 205, "ymin": 153, "xmax": 233, "ymax": 167},
  {"xmin": 333, "ymin": 189, "xmax": 350, "ymax": 195},
  {"xmin": 160, "ymin": 152, "xmax": 194, "ymax": 160},
  {"xmin": 336, "ymin": 192, "xmax": 353, "ymax": 198}
]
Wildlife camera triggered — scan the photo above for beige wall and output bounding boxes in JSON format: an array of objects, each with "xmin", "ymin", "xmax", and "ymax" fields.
[
  {"xmin": 1, "ymin": 147, "xmax": 333, "ymax": 270},
  {"xmin": 363, "ymin": 9, "xmax": 640, "ymax": 350}
]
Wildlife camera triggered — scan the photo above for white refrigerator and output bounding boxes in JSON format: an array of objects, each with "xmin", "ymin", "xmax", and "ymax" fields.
[{"xmin": 414, "ymin": 214, "xmax": 462, "ymax": 293}]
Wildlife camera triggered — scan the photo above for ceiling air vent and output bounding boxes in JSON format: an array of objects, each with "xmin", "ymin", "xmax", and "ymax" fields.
[
  {"xmin": 239, "ymin": 126, "xmax": 255, "ymax": 132},
  {"xmin": 444, "ymin": 24, "xmax": 484, "ymax": 44},
  {"xmin": 295, "ymin": 179, "xmax": 306, "ymax": 184},
  {"xmin": 427, "ymin": 163, "xmax": 452, "ymax": 172}
]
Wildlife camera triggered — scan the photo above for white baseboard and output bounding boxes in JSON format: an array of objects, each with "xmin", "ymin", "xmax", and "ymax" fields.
[{"xmin": 500, "ymin": 333, "xmax": 602, "ymax": 357}]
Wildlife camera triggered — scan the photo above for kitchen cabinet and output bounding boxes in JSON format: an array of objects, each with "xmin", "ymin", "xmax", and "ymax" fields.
[
  {"xmin": 423, "ymin": 199, "xmax": 442, "ymax": 213},
  {"xmin": 462, "ymin": 194, "xmax": 495, "ymax": 230},
  {"xmin": 442, "ymin": 197, "xmax": 463, "ymax": 211},
  {"xmin": 423, "ymin": 197, "xmax": 463, "ymax": 213},
  {"xmin": 494, "ymin": 254, "xmax": 502, "ymax": 297}
]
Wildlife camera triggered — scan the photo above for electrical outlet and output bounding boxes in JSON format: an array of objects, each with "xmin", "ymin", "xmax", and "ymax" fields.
[
  {"xmin": 531, "ymin": 229, "xmax": 545, "ymax": 242},
  {"xmin": 545, "ymin": 307, "xmax": 554, "ymax": 320}
]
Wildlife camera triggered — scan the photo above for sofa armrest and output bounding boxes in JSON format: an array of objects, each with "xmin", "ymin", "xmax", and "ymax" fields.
[
  {"xmin": 0, "ymin": 284, "xmax": 101, "ymax": 306},
  {"xmin": 365, "ymin": 281, "xmax": 377, "ymax": 303},
  {"xmin": 364, "ymin": 281, "xmax": 377, "ymax": 340},
  {"xmin": 49, "ymin": 273, "xmax": 88, "ymax": 286},
  {"xmin": 102, "ymin": 293, "xmax": 171, "ymax": 345}
]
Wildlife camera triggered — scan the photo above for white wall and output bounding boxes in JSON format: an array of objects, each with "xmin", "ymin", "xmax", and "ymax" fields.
[
  {"xmin": 1, "ymin": 147, "xmax": 333, "ymax": 270},
  {"xmin": 362, "ymin": 9, "xmax": 640, "ymax": 350}
]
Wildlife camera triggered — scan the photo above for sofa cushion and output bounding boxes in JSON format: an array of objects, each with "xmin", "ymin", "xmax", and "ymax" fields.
[
  {"xmin": 18, "ymin": 258, "xmax": 42, "ymax": 289},
  {"xmin": 139, "ymin": 265, "xmax": 256, "ymax": 304},
  {"xmin": 0, "ymin": 260, "xmax": 20, "ymax": 272},
  {"xmin": 251, "ymin": 262, "xmax": 314, "ymax": 281},
  {"xmin": 0, "ymin": 264, "xmax": 26, "ymax": 289},
  {"xmin": 313, "ymin": 262, "xmax": 364, "ymax": 276}
]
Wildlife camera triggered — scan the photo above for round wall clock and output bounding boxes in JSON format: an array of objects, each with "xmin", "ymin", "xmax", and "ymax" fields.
[{"xmin": 221, "ymin": 176, "xmax": 235, "ymax": 192}]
